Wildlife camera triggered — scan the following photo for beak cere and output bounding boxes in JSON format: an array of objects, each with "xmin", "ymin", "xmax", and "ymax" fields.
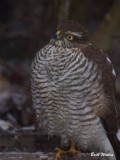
[
  {"xmin": 55, "ymin": 30, "xmax": 62, "ymax": 39},
  {"xmin": 50, "ymin": 30, "xmax": 64, "ymax": 46},
  {"xmin": 56, "ymin": 30, "xmax": 61, "ymax": 35},
  {"xmin": 51, "ymin": 30, "xmax": 62, "ymax": 40}
]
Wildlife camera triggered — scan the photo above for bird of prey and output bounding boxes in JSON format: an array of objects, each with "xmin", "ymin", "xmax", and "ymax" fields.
[{"xmin": 31, "ymin": 20, "xmax": 120, "ymax": 160}]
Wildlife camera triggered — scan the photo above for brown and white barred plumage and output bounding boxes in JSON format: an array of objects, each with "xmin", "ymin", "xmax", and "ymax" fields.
[{"xmin": 31, "ymin": 21, "xmax": 120, "ymax": 160}]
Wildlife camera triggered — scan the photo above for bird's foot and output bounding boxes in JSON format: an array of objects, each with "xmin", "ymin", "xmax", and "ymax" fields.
[
  {"xmin": 54, "ymin": 141, "xmax": 80, "ymax": 160},
  {"xmin": 55, "ymin": 147, "xmax": 68, "ymax": 160}
]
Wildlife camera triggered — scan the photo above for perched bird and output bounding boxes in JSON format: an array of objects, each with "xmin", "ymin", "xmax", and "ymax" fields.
[{"xmin": 31, "ymin": 20, "xmax": 120, "ymax": 160}]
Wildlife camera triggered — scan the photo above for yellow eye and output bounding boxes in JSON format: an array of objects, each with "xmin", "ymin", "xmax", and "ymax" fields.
[{"xmin": 67, "ymin": 34, "xmax": 74, "ymax": 40}]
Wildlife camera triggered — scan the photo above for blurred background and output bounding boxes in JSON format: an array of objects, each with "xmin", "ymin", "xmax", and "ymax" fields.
[{"xmin": 0, "ymin": 0, "xmax": 120, "ymax": 130}]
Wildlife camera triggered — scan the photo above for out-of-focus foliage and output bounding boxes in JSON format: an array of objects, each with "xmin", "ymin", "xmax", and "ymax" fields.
[{"xmin": 0, "ymin": 60, "xmax": 35, "ymax": 129}]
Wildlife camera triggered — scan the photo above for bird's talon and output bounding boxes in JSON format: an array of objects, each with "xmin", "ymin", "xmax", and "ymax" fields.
[
  {"xmin": 54, "ymin": 154, "xmax": 60, "ymax": 160},
  {"xmin": 54, "ymin": 147, "xmax": 66, "ymax": 160},
  {"xmin": 54, "ymin": 142, "xmax": 80, "ymax": 160}
]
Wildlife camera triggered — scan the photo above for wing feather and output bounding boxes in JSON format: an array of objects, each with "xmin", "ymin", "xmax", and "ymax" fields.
[{"xmin": 81, "ymin": 44, "xmax": 120, "ymax": 159}]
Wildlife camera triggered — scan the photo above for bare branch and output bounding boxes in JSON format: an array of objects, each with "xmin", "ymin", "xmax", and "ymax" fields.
[
  {"xmin": 0, "ymin": 129, "xmax": 108, "ymax": 160},
  {"xmin": 0, "ymin": 152, "xmax": 108, "ymax": 160},
  {"xmin": 55, "ymin": 0, "xmax": 71, "ymax": 23}
]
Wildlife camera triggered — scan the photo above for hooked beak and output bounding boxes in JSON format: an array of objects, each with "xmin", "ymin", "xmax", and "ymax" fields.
[{"xmin": 51, "ymin": 30, "xmax": 62, "ymax": 40}]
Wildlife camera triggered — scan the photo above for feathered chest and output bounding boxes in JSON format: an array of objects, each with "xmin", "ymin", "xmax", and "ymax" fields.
[{"xmin": 43, "ymin": 45, "xmax": 100, "ymax": 86}]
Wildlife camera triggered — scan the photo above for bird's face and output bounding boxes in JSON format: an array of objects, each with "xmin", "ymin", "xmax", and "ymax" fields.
[{"xmin": 50, "ymin": 20, "xmax": 90, "ymax": 48}]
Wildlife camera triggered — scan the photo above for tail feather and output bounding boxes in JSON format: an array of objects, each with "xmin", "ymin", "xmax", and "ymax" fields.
[{"xmin": 108, "ymin": 132, "xmax": 120, "ymax": 160}]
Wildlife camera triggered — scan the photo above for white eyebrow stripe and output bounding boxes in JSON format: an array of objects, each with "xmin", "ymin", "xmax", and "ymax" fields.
[{"xmin": 66, "ymin": 31, "xmax": 82, "ymax": 37}]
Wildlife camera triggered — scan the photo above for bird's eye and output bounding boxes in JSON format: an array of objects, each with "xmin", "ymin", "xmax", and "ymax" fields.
[{"xmin": 67, "ymin": 34, "xmax": 74, "ymax": 40}]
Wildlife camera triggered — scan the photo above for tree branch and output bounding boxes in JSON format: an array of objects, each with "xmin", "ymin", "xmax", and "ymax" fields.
[
  {"xmin": 55, "ymin": 0, "xmax": 71, "ymax": 23},
  {"xmin": 0, "ymin": 152, "xmax": 108, "ymax": 160},
  {"xmin": 0, "ymin": 128, "xmax": 108, "ymax": 160}
]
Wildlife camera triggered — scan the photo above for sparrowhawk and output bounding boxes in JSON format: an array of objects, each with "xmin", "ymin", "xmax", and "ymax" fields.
[{"xmin": 31, "ymin": 20, "xmax": 120, "ymax": 160}]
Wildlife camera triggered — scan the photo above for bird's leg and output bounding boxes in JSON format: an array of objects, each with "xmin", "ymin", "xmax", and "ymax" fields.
[
  {"xmin": 66, "ymin": 140, "xmax": 80, "ymax": 155},
  {"xmin": 54, "ymin": 140, "xmax": 80, "ymax": 160}
]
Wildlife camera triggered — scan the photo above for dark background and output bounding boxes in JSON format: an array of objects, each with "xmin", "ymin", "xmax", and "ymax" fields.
[{"xmin": 0, "ymin": 0, "xmax": 120, "ymax": 130}]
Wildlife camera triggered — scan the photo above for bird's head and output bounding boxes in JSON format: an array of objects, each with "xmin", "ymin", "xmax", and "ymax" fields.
[{"xmin": 50, "ymin": 20, "xmax": 90, "ymax": 48}]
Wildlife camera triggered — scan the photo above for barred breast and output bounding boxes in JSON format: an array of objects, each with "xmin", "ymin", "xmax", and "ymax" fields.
[{"xmin": 31, "ymin": 44, "xmax": 115, "ymax": 159}]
